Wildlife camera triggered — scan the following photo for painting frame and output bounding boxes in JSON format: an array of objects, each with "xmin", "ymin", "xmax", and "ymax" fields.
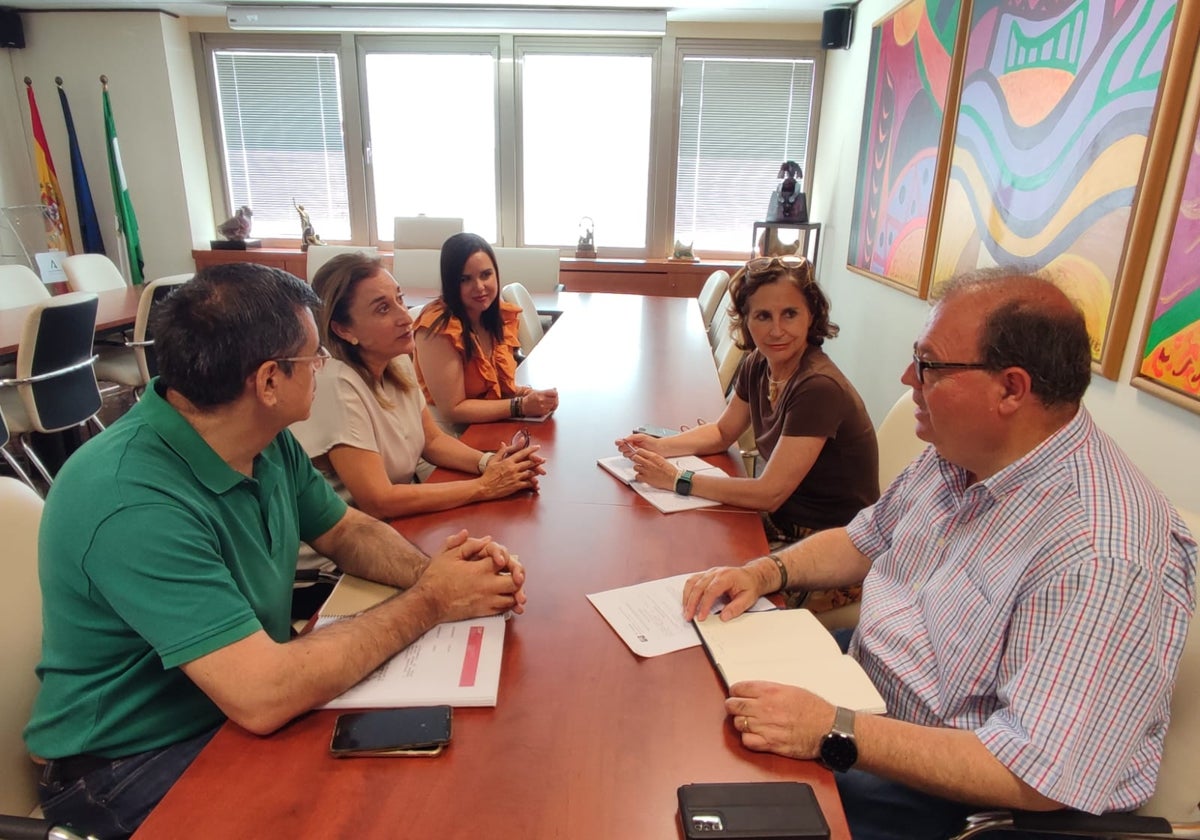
[
  {"xmin": 928, "ymin": 0, "xmax": 1191, "ymax": 379},
  {"xmin": 1132, "ymin": 5, "xmax": 1200, "ymax": 412},
  {"xmin": 846, "ymin": 0, "xmax": 969, "ymax": 298}
]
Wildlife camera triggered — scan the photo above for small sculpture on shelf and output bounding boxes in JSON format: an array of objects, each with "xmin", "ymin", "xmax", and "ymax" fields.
[
  {"xmin": 210, "ymin": 205, "xmax": 261, "ymax": 250},
  {"xmin": 575, "ymin": 216, "xmax": 596, "ymax": 259},
  {"xmin": 295, "ymin": 199, "xmax": 324, "ymax": 251},
  {"xmin": 765, "ymin": 160, "xmax": 807, "ymax": 223},
  {"xmin": 671, "ymin": 239, "xmax": 696, "ymax": 261}
]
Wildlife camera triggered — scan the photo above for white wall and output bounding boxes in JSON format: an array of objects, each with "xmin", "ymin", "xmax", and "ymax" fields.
[
  {"xmin": 809, "ymin": 0, "xmax": 1200, "ymax": 511},
  {"xmin": 1, "ymin": 10, "xmax": 211, "ymax": 279}
]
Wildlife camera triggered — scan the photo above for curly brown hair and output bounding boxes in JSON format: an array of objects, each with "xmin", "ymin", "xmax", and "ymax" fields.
[{"xmin": 726, "ymin": 256, "xmax": 839, "ymax": 351}]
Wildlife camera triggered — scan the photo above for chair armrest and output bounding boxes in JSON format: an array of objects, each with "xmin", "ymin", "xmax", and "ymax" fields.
[
  {"xmin": 0, "ymin": 355, "xmax": 99, "ymax": 387},
  {"xmin": 953, "ymin": 809, "xmax": 1176, "ymax": 839}
]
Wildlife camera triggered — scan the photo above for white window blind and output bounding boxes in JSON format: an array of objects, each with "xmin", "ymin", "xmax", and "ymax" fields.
[
  {"xmin": 212, "ymin": 50, "xmax": 350, "ymax": 240},
  {"xmin": 521, "ymin": 52, "xmax": 652, "ymax": 249},
  {"xmin": 675, "ymin": 56, "xmax": 815, "ymax": 254},
  {"xmin": 364, "ymin": 51, "xmax": 497, "ymax": 243}
]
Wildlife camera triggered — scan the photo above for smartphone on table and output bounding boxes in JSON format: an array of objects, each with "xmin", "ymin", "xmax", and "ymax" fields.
[
  {"xmin": 329, "ymin": 706, "xmax": 452, "ymax": 757},
  {"xmin": 633, "ymin": 424, "xmax": 679, "ymax": 439}
]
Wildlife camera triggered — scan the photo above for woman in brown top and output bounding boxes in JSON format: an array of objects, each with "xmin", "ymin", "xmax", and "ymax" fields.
[{"xmin": 617, "ymin": 256, "xmax": 878, "ymax": 607}]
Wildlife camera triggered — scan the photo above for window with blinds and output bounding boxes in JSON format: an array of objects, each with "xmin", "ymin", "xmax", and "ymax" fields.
[
  {"xmin": 675, "ymin": 55, "xmax": 816, "ymax": 255},
  {"xmin": 212, "ymin": 49, "xmax": 350, "ymax": 240}
]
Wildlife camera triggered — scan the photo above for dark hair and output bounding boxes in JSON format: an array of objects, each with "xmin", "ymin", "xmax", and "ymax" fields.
[
  {"xmin": 152, "ymin": 262, "xmax": 319, "ymax": 409},
  {"xmin": 433, "ymin": 232, "xmax": 502, "ymax": 361},
  {"xmin": 310, "ymin": 252, "xmax": 413, "ymax": 403},
  {"xmin": 727, "ymin": 256, "xmax": 838, "ymax": 351},
  {"xmin": 936, "ymin": 268, "xmax": 1091, "ymax": 407}
]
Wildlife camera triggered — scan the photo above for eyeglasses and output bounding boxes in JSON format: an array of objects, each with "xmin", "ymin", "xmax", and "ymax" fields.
[
  {"xmin": 511, "ymin": 428, "xmax": 531, "ymax": 451},
  {"xmin": 276, "ymin": 345, "xmax": 331, "ymax": 371},
  {"xmin": 746, "ymin": 255, "xmax": 810, "ymax": 275},
  {"xmin": 910, "ymin": 354, "xmax": 992, "ymax": 384}
]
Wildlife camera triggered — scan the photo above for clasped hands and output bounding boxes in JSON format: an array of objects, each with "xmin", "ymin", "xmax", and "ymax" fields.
[
  {"xmin": 416, "ymin": 530, "xmax": 527, "ymax": 621},
  {"xmin": 480, "ymin": 435, "xmax": 547, "ymax": 496},
  {"xmin": 516, "ymin": 386, "xmax": 558, "ymax": 417},
  {"xmin": 682, "ymin": 562, "xmax": 834, "ymax": 762}
]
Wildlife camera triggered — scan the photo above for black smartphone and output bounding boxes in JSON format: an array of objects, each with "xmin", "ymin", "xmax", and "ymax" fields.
[
  {"xmin": 329, "ymin": 706, "xmax": 452, "ymax": 758},
  {"xmin": 633, "ymin": 424, "xmax": 679, "ymax": 438}
]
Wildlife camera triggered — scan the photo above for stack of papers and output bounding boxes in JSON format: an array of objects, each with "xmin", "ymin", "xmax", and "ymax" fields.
[{"xmin": 597, "ymin": 454, "xmax": 726, "ymax": 513}]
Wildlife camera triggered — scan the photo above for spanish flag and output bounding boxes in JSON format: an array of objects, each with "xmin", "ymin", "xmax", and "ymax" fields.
[{"xmin": 24, "ymin": 77, "xmax": 75, "ymax": 255}]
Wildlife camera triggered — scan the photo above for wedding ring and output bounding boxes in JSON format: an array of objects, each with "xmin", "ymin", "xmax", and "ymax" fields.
[{"xmin": 739, "ymin": 716, "xmax": 749, "ymax": 732}]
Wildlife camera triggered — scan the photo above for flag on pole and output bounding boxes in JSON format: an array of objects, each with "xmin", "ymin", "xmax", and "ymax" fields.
[
  {"xmin": 56, "ymin": 77, "xmax": 105, "ymax": 255},
  {"xmin": 101, "ymin": 76, "xmax": 144, "ymax": 285},
  {"xmin": 24, "ymin": 77, "xmax": 75, "ymax": 255}
]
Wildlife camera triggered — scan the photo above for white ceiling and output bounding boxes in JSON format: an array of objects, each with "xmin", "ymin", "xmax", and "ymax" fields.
[{"xmin": 11, "ymin": 0, "xmax": 833, "ymax": 25}]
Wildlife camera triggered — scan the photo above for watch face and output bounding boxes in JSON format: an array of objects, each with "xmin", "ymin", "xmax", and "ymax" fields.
[{"xmin": 820, "ymin": 732, "xmax": 857, "ymax": 772}]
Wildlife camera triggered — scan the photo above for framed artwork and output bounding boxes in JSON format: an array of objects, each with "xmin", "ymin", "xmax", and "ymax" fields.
[
  {"xmin": 929, "ymin": 0, "xmax": 1184, "ymax": 378},
  {"xmin": 847, "ymin": 0, "xmax": 967, "ymax": 296},
  {"xmin": 1134, "ymin": 33, "xmax": 1200, "ymax": 412}
]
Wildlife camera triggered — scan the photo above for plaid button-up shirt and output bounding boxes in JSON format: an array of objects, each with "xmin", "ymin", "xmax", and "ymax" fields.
[{"xmin": 846, "ymin": 407, "xmax": 1196, "ymax": 813}]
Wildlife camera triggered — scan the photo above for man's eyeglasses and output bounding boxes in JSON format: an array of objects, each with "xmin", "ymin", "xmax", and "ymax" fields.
[
  {"xmin": 276, "ymin": 345, "xmax": 331, "ymax": 371},
  {"xmin": 746, "ymin": 255, "xmax": 811, "ymax": 275},
  {"xmin": 910, "ymin": 354, "xmax": 992, "ymax": 384}
]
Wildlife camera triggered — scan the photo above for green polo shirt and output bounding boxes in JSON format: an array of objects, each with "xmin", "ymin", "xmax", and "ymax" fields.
[{"xmin": 25, "ymin": 380, "xmax": 347, "ymax": 759}]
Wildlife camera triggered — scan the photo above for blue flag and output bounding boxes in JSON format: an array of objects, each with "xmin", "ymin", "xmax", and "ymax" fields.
[{"xmin": 56, "ymin": 78, "xmax": 105, "ymax": 255}]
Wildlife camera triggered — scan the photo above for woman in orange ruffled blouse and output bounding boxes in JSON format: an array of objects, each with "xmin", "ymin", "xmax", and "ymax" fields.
[{"xmin": 413, "ymin": 233, "xmax": 558, "ymax": 431}]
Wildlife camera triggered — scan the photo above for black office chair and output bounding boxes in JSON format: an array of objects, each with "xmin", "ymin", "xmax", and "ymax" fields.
[
  {"xmin": 0, "ymin": 815, "xmax": 98, "ymax": 839},
  {"xmin": 0, "ymin": 293, "xmax": 104, "ymax": 485}
]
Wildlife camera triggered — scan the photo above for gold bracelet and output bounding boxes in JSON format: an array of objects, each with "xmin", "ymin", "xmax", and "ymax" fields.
[{"xmin": 767, "ymin": 553, "xmax": 788, "ymax": 592}]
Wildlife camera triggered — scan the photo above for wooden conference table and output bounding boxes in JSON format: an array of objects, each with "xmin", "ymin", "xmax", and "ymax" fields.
[
  {"xmin": 0, "ymin": 285, "xmax": 141, "ymax": 357},
  {"xmin": 134, "ymin": 294, "xmax": 850, "ymax": 839}
]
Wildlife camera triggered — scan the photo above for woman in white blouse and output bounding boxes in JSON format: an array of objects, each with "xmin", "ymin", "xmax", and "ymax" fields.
[{"xmin": 291, "ymin": 253, "xmax": 544, "ymax": 558}]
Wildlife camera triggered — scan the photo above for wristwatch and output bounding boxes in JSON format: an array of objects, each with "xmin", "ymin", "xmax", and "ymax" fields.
[
  {"xmin": 674, "ymin": 469, "xmax": 695, "ymax": 496},
  {"xmin": 818, "ymin": 706, "xmax": 857, "ymax": 773}
]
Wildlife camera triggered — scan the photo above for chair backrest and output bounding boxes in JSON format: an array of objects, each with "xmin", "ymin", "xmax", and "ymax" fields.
[
  {"xmin": 0, "ymin": 477, "xmax": 44, "ymax": 815},
  {"xmin": 708, "ymin": 288, "xmax": 733, "ymax": 350},
  {"xmin": 714, "ymin": 330, "xmax": 744, "ymax": 397},
  {"xmin": 0, "ymin": 265, "xmax": 51, "ymax": 310},
  {"xmin": 698, "ymin": 270, "xmax": 731, "ymax": 327},
  {"xmin": 131, "ymin": 274, "xmax": 192, "ymax": 384},
  {"xmin": 500, "ymin": 282, "xmax": 544, "ymax": 357},
  {"xmin": 1140, "ymin": 506, "xmax": 1200, "ymax": 822},
  {"xmin": 305, "ymin": 245, "xmax": 379, "ymax": 282},
  {"xmin": 877, "ymin": 388, "xmax": 927, "ymax": 488},
  {"xmin": 391, "ymin": 249, "xmax": 442, "ymax": 291},
  {"xmin": 61, "ymin": 253, "xmax": 127, "ymax": 292},
  {"xmin": 14, "ymin": 293, "xmax": 102, "ymax": 433},
  {"xmin": 393, "ymin": 216, "xmax": 463, "ymax": 250},
  {"xmin": 493, "ymin": 247, "xmax": 561, "ymax": 293}
]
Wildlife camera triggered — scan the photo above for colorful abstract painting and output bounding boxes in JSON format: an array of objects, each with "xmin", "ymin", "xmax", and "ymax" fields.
[
  {"xmin": 1137, "ymin": 114, "xmax": 1200, "ymax": 406},
  {"xmin": 847, "ymin": 0, "xmax": 964, "ymax": 294},
  {"xmin": 931, "ymin": 0, "xmax": 1177, "ymax": 371}
]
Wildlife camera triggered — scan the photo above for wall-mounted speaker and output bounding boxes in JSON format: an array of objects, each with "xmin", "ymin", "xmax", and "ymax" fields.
[
  {"xmin": 0, "ymin": 9, "xmax": 25, "ymax": 49},
  {"xmin": 822, "ymin": 6, "xmax": 854, "ymax": 50}
]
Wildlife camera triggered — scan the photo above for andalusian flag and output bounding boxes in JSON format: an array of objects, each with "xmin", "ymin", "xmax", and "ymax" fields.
[
  {"xmin": 24, "ymin": 78, "xmax": 74, "ymax": 254},
  {"xmin": 102, "ymin": 79, "xmax": 144, "ymax": 285},
  {"xmin": 57, "ymin": 78, "xmax": 105, "ymax": 255}
]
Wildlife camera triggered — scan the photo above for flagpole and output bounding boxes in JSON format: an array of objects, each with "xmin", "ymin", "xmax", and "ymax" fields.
[{"xmin": 101, "ymin": 73, "xmax": 141, "ymax": 285}]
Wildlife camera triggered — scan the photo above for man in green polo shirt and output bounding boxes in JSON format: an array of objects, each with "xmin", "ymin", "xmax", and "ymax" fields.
[{"xmin": 25, "ymin": 263, "xmax": 527, "ymax": 838}]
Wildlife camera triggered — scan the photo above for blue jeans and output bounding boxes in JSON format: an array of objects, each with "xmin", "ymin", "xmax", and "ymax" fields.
[{"xmin": 38, "ymin": 726, "xmax": 219, "ymax": 839}]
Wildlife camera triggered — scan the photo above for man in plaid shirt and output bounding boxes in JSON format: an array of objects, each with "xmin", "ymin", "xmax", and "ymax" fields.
[{"xmin": 683, "ymin": 269, "xmax": 1196, "ymax": 840}]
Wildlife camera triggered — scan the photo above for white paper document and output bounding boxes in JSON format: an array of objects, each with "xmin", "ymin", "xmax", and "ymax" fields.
[
  {"xmin": 315, "ymin": 614, "xmax": 506, "ymax": 708},
  {"xmin": 587, "ymin": 573, "xmax": 773, "ymax": 658},
  {"xmin": 596, "ymin": 454, "xmax": 726, "ymax": 514}
]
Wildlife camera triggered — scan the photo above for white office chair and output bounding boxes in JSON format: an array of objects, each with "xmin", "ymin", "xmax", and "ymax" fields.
[
  {"xmin": 305, "ymin": 245, "xmax": 379, "ymax": 282},
  {"xmin": 391, "ymin": 249, "xmax": 442, "ymax": 291},
  {"xmin": 0, "ymin": 293, "xmax": 105, "ymax": 486},
  {"xmin": 953, "ymin": 508, "xmax": 1200, "ymax": 838},
  {"xmin": 93, "ymin": 274, "xmax": 191, "ymax": 390},
  {"xmin": 393, "ymin": 216, "xmax": 463, "ymax": 250},
  {"xmin": 708, "ymin": 288, "xmax": 734, "ymax": 350},
  {"xmin": 493, "ymin": 247, "xmax": 562, "ymax": 293},
  {"xmin": 62, "ymin": 253, "xmax": 127, "ymax": 292},
  {"xmin": 500, "ymin": 282, "xmax": 544, "ymax": 358},
  {"xmin": 0, "ymin": 265, "xmax": 51, "ymax": 310},
  {"xmin": 698, "ymin": 269, "xmax": 731, "ymax": 328},
  {"xmin": 0, "ymin": 477, "xmax": 44, "ymax": 816},
  {"xmin": 714, "ymin": 330, "xmax": 744, "ymax": 398}
]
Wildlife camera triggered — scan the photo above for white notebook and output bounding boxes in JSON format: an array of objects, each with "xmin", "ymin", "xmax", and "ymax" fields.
[
  {"xmin": 596, "ymin": 454, "xmax": 725, "ymax": 514},
  {"xmin": 694, "ymin": 609, "xmax": 886, "ymax": 714}
]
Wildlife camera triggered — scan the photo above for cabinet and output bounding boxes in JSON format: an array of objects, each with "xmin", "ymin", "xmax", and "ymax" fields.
[
  {"xmin": 751, "ymin": 221, "xmax": 821, "ymax": 264},
  {"xmin": 192, "ymin": 247, "xmax": 308, "ymax": 278}
]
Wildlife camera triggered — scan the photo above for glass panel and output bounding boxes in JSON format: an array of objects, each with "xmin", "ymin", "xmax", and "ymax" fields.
[
  {"xmin": 521, "ymin": 53, "xmax": 652, "ymax": 249},
  {"xmin": 675, "ymin": 56, "xmax": 815, "ymax": 254},
  {"xmin": 364, "ymin": 52, "xmax": 497, "ymax": 243},
  {"xmin": 213, "ymin": 50, "xmax": 349, "ymax": 240}
]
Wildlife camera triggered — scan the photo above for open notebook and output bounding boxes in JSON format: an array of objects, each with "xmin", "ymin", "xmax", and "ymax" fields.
[
  {"xmin": 694, "ymin": 609, "xmax": 886, "ymax": 714},
  {"xmin": 597, "ymin": 454, "xmax": 726, "ymax": 513}
]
